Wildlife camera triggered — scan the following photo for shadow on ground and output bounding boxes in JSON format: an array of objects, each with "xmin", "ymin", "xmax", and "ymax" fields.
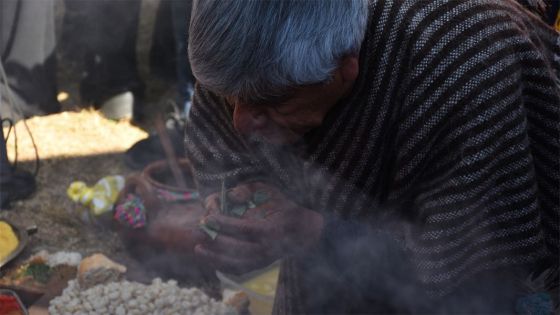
[{"xmin": 1, "ymin": 152, "xmax": 218, "ymax": 291}]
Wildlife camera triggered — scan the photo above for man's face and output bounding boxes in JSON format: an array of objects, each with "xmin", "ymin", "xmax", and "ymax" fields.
[
  {"xmin": 228, "ymin": 84, "xmax": 337, "ymax": 144},
  {"xmin": 227, "ymin": 57, "xmax": 358, "ymax": 145}
]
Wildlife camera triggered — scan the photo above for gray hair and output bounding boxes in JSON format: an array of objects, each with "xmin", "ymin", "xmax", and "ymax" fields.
[{"xmin": 189, "ymin": 0, "xmax": 369, "ymax": 104}]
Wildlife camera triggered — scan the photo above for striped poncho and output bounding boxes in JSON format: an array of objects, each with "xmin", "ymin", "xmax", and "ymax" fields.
[{"xmin": 185, "ymin": 0, "xmax": 559, "ymax": 313}]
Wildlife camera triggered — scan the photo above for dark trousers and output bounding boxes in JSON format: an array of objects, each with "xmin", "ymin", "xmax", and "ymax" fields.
[
  {"xmin": 150, "ymin": 0, "xmax": 195, "ymax": 107},
  {"xmin": 171, "ymin": 0, "xmax": 195, "ymax": 106},
  {"xmin": 61, "ymin": 0, "xmax": 194, "ymax": 115},
  {"xmin": 61, "ymin": 0, "xmax": 145, "ymax": 106}
]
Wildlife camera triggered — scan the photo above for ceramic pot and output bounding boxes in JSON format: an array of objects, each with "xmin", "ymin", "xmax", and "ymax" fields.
[{"xmin": 115, "ymin": 159, "xmax": 206, "ymax": 254}]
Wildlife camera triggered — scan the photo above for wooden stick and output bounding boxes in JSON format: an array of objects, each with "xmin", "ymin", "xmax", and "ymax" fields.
[{"xmin": 154, "ymin": 115, "xmax": 188, "ymax": 190}]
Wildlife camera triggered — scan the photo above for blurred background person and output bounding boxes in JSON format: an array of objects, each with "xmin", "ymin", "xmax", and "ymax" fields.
[
  {"xmin": 0, "ymin": 0, "xmax": 54, "ymax": 207},
  {"xmin": 61, "ymin": 0, "xmax": 146, "ymax": 122},
  {"xmin": 60, "ymin": 0, "xmax": 194, "ymax": 123},
  {"xmin": 124, "ymin": 0, "xmax": 195, "ymax": 169},
  {"xmin": 170, "ymin": 0, "xmax": 195, "ymax": 114},
  {"xmin": 150, "ymin": 0, "xmax": 195, "ymax": 114},
  {"xmin": 1, "ymin": 0, "xmax": 60, "ymax": 120}
]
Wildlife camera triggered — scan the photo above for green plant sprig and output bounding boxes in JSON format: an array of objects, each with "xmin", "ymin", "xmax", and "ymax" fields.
[{"xmin": 200, "ymin": 180, "xmax": 270, "ymax": 239}]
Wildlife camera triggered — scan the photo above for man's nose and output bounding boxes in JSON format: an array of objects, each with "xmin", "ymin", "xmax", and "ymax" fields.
[{"xmin": 232, "ymin": 103, "xmax": 267, "ymax": 135}]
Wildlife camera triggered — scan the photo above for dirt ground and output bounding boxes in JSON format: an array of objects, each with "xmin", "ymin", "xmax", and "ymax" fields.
[
  {"xmin": 0, "ymin": 0, "xmax": 178, "ymax": 273},
  {"xmin": 1, "ymin": 110, "xmax": 147, "ymax": 260}
]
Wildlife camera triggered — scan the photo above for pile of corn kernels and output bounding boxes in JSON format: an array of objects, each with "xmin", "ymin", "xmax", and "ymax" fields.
[{"xmin": 49, "ymin": 278, "xmax": 236, "ymax": 315}]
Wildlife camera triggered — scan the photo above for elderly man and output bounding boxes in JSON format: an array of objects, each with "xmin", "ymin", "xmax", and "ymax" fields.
[{"xmin": 185, "ymin": 0, "xmax": 559, "ymax": 313}]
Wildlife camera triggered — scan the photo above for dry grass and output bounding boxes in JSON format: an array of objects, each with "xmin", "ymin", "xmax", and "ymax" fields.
[
  {"xmin": 4, "ymin": 109, "xmax": 147, "ymax": 161},
  {"xmin": 1, "ymin": 109, "xmax": 148, "ymax": 263}
]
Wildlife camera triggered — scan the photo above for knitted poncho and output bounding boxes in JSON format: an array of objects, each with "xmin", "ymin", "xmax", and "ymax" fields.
[{"xmin": 185, "ymin": 0, "xmax": 559, "ymax": 313}]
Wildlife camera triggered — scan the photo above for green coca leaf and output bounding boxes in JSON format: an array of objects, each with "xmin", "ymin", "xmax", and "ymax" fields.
[
  {"xmin": 205, "ymin": 220, "xmax": 221, "ymax": 231},
  {"xmin": 231, "ymin": 205, "xmax": 248, "ymax": 217},
  {"xmin": 199, "ymin": 223, "xmax": 219, "ymax": 240},
  {"xmin": 253, "ymin": 190, "xmax": 270, "ymax": 205},
  {"xmin": 247, "ymin": 200, "xmax": 257, "ymax": 209}
]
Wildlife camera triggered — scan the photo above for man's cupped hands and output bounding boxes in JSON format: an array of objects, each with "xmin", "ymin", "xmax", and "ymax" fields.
[{"xmin": 194, "ymin": 181, "xmax": 324, "ymax": 275}]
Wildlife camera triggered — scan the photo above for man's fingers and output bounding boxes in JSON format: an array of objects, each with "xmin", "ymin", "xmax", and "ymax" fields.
[
  {"xmin": 204, "ymin": 194, "xmax": 220, "ymax": 211},
  {"xmin": 203, "ymin": 233, "xmax": 264, "ymax": 257},
  {"xmin": 227, "ymin": 185, "xmax": 252, "ymax": 203},
  {"xmin": 206, "ymin": 214, "xmax": 265, "ymax": 241},
  {"xmin": 191, "ymin": 227, "xmax": 210, "ymax": 244}
]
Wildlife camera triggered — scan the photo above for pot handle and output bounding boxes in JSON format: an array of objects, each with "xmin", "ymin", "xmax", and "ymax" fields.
[{"xmin": 117, "ymin": 173, "xmax": 161, "ymax": 212}]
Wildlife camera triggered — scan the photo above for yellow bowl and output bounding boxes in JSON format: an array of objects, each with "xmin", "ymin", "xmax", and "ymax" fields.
[
  {"xmin": 216, "ymin": 261, "xmax": 280, "ymax": 315},
  {"xmin": 0, "ymin": 221, "xmax": 36, "ymax": 270}
]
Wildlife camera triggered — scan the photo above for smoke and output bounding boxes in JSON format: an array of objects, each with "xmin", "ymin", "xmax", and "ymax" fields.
[
  {"xmin": 226, "ymin": 137, "xmax": 554, "ymax": 314},
  {"xmin": 124, "ymin": 238, "xmax": 222, "ymax": 299}
]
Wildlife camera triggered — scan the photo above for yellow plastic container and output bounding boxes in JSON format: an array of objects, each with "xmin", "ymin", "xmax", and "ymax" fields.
[{"xmin": 216, "ymin": 261, "xmax": 280, "ymax": 315}]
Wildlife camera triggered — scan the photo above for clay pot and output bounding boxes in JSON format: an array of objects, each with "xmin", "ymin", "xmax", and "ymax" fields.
[
  {"xmin": 115, "ymin": 159, "xmax": 206, "ymax": 254},
  {"xmin": 117, "ymin": 159, "xmax": 194, "ymax": 208}
]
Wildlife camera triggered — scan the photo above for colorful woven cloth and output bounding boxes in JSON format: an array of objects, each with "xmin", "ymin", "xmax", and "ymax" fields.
[
  {"xmin": 114, "ymin": 193, "xmax": 147, "ymax": 228},
  {"xmin": 114, "ymin": 188, "xmax": 199, "ymax": 229},
  {"xmin": 154, "ymin": 187, "xmax": 199, "ymax": 203}
]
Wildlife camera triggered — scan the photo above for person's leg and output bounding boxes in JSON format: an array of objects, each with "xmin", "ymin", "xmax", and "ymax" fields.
[
  {"xmin": 1, "ymin": 0, "xmax": 20, "ymax": 60},
  {"xmin": 0, "ymin": 117, "xmax": 36, "ymax": 209},
  {"xmin": 150, "ymin": 0, "xmax": 177, "ymax": 83},
  {"xmin": 64, "ymin": 0, "xmax": 145, "ymax": 119},
  {"xmin": 123, "ymin": 0, "xmax": 194, "ymax": 170},
  {"xmin": 1, "ymin": 0, "xmax": 60, "ymax": 120},
  {"xmin": 171, "ymin": 0, "xmax": 194, "ymax": 115},
  {"xmin": 0, "ymin": 118, "xmax": 12, "ymax": 177},
  {"xmin": 0, "ymin": 117, "xmax": 14, "ymax": 208}
]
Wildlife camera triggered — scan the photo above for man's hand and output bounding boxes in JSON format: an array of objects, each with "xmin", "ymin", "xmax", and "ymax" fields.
[
  {"xmin": 147, "ymin": 203, "xmax": 207, "ymax": 251},
  {"xmin": 195, "ymin": 181, "xmax": 324, "ymax": 274}
]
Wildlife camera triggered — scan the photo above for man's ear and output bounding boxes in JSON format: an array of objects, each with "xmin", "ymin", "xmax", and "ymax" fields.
[{"xmin": 339, "ymin": 55, "xmax": 359, "ymax": 82}]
